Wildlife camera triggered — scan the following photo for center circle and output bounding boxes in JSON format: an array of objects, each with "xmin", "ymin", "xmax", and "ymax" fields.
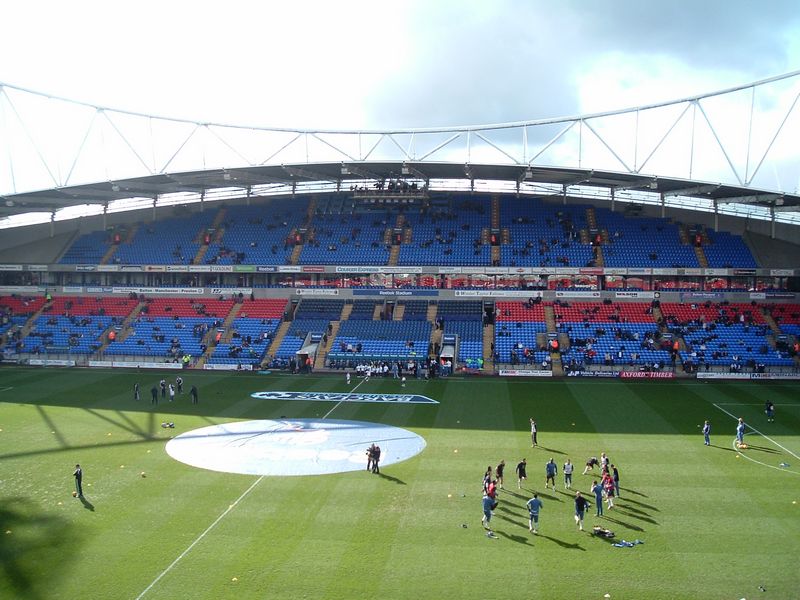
[{"xmin": 165, "ymin": 419, "xmax": 426, "ymax": 476}]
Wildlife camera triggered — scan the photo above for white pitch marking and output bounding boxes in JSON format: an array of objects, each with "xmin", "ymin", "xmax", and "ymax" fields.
[
  {"xmin": 715, "ymin": 402, "xmax": 799, "ymax": 406},
  {"xmin": 137, "ymin": 378, "xmax": 369, "ymax": 598},
  {"xmin": 322, "ymin": 376, "xmax": 370, "ymax": 419},
  {"xmin": 712, "ymin": 402, "xmax": 800, "ymax": 460},
  {"xmin": 135, "ymin": 475, "xmax": 263, "ymax": 599},
  {"xmin": 728, "ymin": 438, "xmax": 800, "ymax": 476},
  {"xmin": 0, "ymin": 387, "xmax": 13, "ymax": 392}
]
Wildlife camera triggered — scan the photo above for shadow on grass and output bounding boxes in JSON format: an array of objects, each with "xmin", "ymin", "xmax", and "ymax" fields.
[
  {"xmin": 79, "ymin": 496, "xmax": 95, "ymax": 512},
  {"xmin": 377, "ymin": 473, "xmax": 406, "ymax": 485},
  {"xmin": 618, "ymin": 496, "xmax": 659, "ymax": 511},
  {"xmin": 0, "ymin": 497, "xmax": 79, "ymax": 600},
  {"xmin": 742, "ymin": 444, "xmax": 781, "ymax": 454},
  {"xmin": 495, "ymin": 530, "xmax": 531, "ymax": 545},
  {"xmin": 538, "ymin": 446, "xmax": 567, "ymax": 456},
  {"xmin": 620, "ymin": 487, "xmax": 648, "ymax": 498},
  {"xmin": 603, "ymin": 514, "xmax": 645, "ymax": 532},
  {"xmin": 539, "ymin": 534, "xmax": 586, "ymax": 551}
]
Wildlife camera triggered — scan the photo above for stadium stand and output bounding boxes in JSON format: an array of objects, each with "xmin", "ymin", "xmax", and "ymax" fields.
[{"xmin": 327, "ymin": 320, "xmax": 431, "ymax": 362}]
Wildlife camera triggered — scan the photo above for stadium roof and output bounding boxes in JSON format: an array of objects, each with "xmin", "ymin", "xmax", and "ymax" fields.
[{"xmin": 1, "ymin": 161, "xmax": 798, "ymax": 219}]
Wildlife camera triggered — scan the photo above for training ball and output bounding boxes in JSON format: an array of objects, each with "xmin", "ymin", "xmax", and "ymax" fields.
[
  {"xmin": 448, "ymin": 494, "xmax": 452, "ymax": 498},
  {"xmin": 72, "ymin": 491, "xmax": 78, "ymax": 497},
  {"xmin": 454, "ymin": 449, "xmax": 458, "ymax": 453},
  {"xmin": 140, "ymin": 472, "xmax": 146, "ymax": 477}
]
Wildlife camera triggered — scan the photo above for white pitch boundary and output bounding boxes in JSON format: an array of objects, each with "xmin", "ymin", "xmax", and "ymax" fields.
[
  {"xmin": 0, "ymin": 386, "xmax": 13, "ymax": 392},
  {"xmin": 711, "ymin": 402, "xmax": 800, "ymax": 461},
  {"xmin": 136, "ymin": 376, "xmax": 369, "ymax": 598},
  {"xmin": 725, "ymin": 437, "xmax": 800, "ymax": 476},
  {"xmin": 715, "ymin": 402, "xmax": 799, "ymax": 407},
  {"xmin": 134, "ymin": 475, "xmax": 263, "ymax": 599}
]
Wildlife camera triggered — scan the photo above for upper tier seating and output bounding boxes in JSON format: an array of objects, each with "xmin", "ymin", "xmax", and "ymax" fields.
[
  {"xmin": 659, "ymin": 303, "xmax": 766, "ymax": 326},
  {"xmin": 500, "ymin": 199, "xmax": 593, "ymax": 267},
  {"xmin": 236, "ymin": 299, "xmax": 288, "ymax": 320},
  {"xmin": 398, "ymin": 198, "xmax": 492, "ymax": 266},
  {"xmin": 59, "ymin": 231, "xmax": 112, "ymax": 264},
  {"xmin": 205, "ymin": 200, "xmax": 310, "ymax": 266},
  {"xmin": 702, "ymin": 231, "xmax": 758, "ymax": 268},
  {"xmin": 112, "ymin": 212, "xmax": 217, "ymax": 265},
  {"xmin": 599, "ymin": 211, "xmax": 699, "ymax": 268},
  {"xmin": 299, "ymin": 212, "xmax": 390, "ymax": 265}
]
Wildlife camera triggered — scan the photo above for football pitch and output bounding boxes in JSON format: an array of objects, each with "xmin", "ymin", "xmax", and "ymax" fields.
[{"xmin": 1, "ymin": 367, "xmax": 798, "ymax": 600}]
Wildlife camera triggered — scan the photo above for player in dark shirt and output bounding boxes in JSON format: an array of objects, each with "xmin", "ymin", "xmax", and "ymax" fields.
[{"xmin": 516, "ymin": 458, "xmax": 527, "ymax": 489}]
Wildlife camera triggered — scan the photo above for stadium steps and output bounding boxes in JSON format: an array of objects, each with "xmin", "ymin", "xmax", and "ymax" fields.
[
  {"xmin": 315, "ymin": 321, "xmax": 339, "ymax": 370},
  {"xmin": 481, "ymin": 228, "xmax": 490, "ymax": 244},
  {"xmin": 99, "ymin": 242, "xmax": 119, "ymax": 265},
  {"xmin": 537, "ymin": 332, "xmax": 548, "ymax": 349},
  {"xmin": 372, "ymin": 303, "xmax": 385, "ymax": 320},
  {"xmin": 384, "ymin": 227, "xmax": 393, "ymax": 245},
  {"xmin": 403, "ymin": 227, "xmax": 413, "ymax": 243},
  {"xmin": 501, "ymin": 228, "xmax": 510, "ymax": 244},
  {"xmin": 550, "ymin": 351, "xmax": 564, "ymax": 376},
  {"xmin": 491, "ymin": 195, "xmax": 500, "ymax": 228},
  {"xmin": 53, "ymin": 230, "xmax": 81, "ymax": 264},
  {"xmin": 340, "ymin": 303, "xmax": 354, "ymax": 321},
  {"xmin": 395, "ymin": 214, "xmax": 405, "ymax": 227},
  {"xmin": 124, "ymin": 223, "xmax": 140, "ymax": 243},
  {"xmin": 483, "ymin": 323, "xmax": 494, "ymax": 369},
  {"xmin": 586, "ymin": 207, "xmax": 597, "ymax": 229},
  {"xmin": 594, "ymin": 245, "xmax": 605, "ymax": 267},
  {"xmin": 678, "ymin": 224, "xmax": 691, "ymax": 245},
  {"xmin": 219, "ymin": 303, "xmax": 244, "ymax": 343},
  {"xmin": 600, "ymin": 229, "xmax": 610, "ymax": 244},
  {"xmin": 388, "ymin": 245, "xmax": 400, "ymax": 266},
  {"xmin": 289, "ymin": 242, "xmax": 304, "ymax": 265},
  {"xmin": 195, "ymin": 323, "xmax": 225, "ymax": 368},
  {"xmin": 761, "ymin": 311, "xmax": 782, "ymax": 335},
  {"xmin": 429, "ymin": 328, "xmax": 443, "ymax": 358},
  {"xmin": 558, "ymin": 332, "xmax": 570, "ymax": 351},
  {"xmin": 94, "ymin": 301, "xmax": 147, "ymax": 355},
  {"xmin": 580, "ymin": 228, "xmax": 590, "ymax": 244},
  {"xmin": 262, "ymin": 321, "xmax": 292, "ymax": 367},
  {"xmin": 491, "ymin": 245, "xmax": 500, "ymax": 264},
  {"xmin": 426, "ymin": 302, "xmax": 438, "ymax": 324},
  {"xmin": 306, "ymin": 197, "xmax": 317, "ymax": 221},
  {"xmin": 543, "ymin": 304, "xmax": 558, "ymax": 333},
  {"xmin": 393, "ymin": 303, "xmax": 405, "ymax": 321},
  {"xmin": 19, "ymin": 301, "xmax": 52, "ymax": 339},
  {"xmin": 693, "ymin": 245, "xmax": 709, "ymax": 268}
]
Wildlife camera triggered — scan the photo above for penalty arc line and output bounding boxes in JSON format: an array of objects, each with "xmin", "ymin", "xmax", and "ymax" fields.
[
  {"xmin": 726, "ymin": 437, "xmax": 800, "ymax": 476},
  {"xmin": 137, "ymin": 376, "xmax": 371, "ymax": 598},
  {"xmin": 712, "ymin": 402, "xmax": 800, "ymax": 461}
]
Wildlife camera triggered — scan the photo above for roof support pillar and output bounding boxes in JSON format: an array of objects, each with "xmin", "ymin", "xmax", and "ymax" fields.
[
  {"xmin": 660, "ymin": 191, "xmax": 665, "ymax": 218},
  {"xmin": 610, "ymin": 187, "xmax": 615, "ymax": 212},
  {"xmin": 152, "ymin": 197, "xmax": 157, "ymax": 222},
  {"xmin": 713, "ymin": 199, "xmax": 719, "ymax": 231},
  {"xmin": 562, "ymin": 184, "xmax": 567, "ymax": 205},
  {"xmin": 102, "ymin": 202, "xmax": 108, "ymax": 231},
  {"xmin": 199, "ymin": 190, "xmax": 205, "ymax": 212},
  {"xmin": 50, "ymin": 211, "xmax": 55, "ymax": 238},
  {"xmin": 770, "ymin": 205, "xmax": 776, "ymax": 239}
]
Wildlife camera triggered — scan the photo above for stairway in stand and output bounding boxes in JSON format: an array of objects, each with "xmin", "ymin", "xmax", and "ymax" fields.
[
  {"xmin": 314, "ymin": 321, "xmax": 340, "ymax": 370},
  {"xmin": 262, "ymin": 321, "xmax": 292, "ymax": 368},
  {"xmin": 483, "ymin": 323, "xmax": 494, "ymax": 371},
  {"xmin": 393, "ymin": 303, "xmax": 405, "ymax": 321},
  {"xmin": 95, "ymin": 301, "xmax": 147, "ymax": 356},
  {"xmin": 543, "ymin": 304, "xmax": 564, "ymax": 376}
]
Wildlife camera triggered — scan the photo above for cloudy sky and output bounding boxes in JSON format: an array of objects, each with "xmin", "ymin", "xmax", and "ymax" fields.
[{"xmin": 1, "ymin": 0, "xmax": 799, "ymax": 201}]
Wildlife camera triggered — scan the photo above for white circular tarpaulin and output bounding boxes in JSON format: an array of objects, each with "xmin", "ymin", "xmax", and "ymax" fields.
[{"xmin": 165, "ymin": 419, "xmax": 426, "ymax": 476}]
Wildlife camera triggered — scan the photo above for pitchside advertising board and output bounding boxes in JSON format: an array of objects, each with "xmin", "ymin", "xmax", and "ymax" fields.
[
  {"xmin": 251, "ymin": 391, "xmax": 439, "ymax": 404},
  {"xmin": 498, "ymin": 370, "xmax": 553, "ymax": 377},
  {"xmin": 696, "ymin": 372, "xmax": 800, "ymax": 380}
]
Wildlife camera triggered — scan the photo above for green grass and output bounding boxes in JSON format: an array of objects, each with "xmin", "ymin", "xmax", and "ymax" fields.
[{"xmin": 1, "ymin": 367, "xmax": 799, "ymax": 599}]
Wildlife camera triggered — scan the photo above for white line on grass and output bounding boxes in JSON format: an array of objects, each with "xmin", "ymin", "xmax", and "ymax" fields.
[
  {"xmin": 322, "ymin": 375, "xmax": 370, "ymax": 419},
  {"xmin": 726, "ymin": 437, "xmax": 800, "ymax": 476},
  {"xmin": 712, "ymin": 402, "xmax": 800, "ymax": 460},
  {"xmin": 135, "ymin": 475, "xmax": 263, "ymax": 600},
  {"xmin": 715, "ymin": 402, "xmax": 799, "ymax": 406},
  {"xmin": 136, "ymin": 373, "xmax": 368, "ymax": 598},
  {"xmin": 0, "ymin": 386, "xmax": 13, "ymax": 392}
]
